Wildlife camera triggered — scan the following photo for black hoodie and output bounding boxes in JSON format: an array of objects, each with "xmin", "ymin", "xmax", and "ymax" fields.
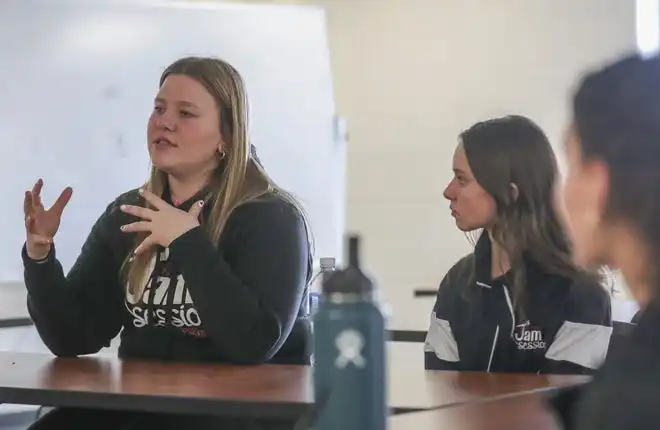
[
  {"xmin": 23, "ymin": 187, "xmax": 312, "ymax": 365},
  {"xmin": 548, "ymin": 299, "xmax": 660, "ymax": 430},
  {"xmin": 424, "ymin": 233, "xmax": 612, "ymax": 374}
]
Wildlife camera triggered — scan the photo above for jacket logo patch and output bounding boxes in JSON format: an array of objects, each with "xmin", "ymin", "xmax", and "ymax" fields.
[{"xmin": 513, "ymin": 321, "xmax": 546, "ymax": 351}]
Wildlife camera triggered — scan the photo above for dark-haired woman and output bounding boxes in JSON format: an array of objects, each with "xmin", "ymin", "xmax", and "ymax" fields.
[
  {"xmin": 549, "ymin": 53, "xmax": 660, "ymax": 430},
  {"xmin": 424, "ymin": 115, "xmax": 612, "ymax": 374}
]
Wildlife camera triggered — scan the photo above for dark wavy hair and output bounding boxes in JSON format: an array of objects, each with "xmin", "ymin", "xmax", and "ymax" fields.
[
  {"xmin": 461, "ymin": 115, "xmax": 595, "ymax": 309},
  {"xmin": 573, "ymin": 53, "xmax": 660, "ymax": 288}
]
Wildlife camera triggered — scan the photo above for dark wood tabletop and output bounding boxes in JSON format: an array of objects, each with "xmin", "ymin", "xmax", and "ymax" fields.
[
  {"xmin": 0, "ymin": 351, "xmax": 588, "ymax": 419},
  {"xmin": 0, "ymin": 351, "xmax": 313, "ymax": 419},
  {"xmin": 389, "ymin": 392, "xmax": 562, "ymax": 430},
  {"xmin": 390, "ymin": 367, "xmax": 588, "ymax": 413}
]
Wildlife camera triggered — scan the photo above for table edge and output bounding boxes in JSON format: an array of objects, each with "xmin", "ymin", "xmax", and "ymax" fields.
[{"xmin": 0, "ymin": 386, "xmax": 312, "ymax": 419}]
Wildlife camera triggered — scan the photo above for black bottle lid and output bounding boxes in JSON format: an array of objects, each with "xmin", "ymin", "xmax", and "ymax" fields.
[{"xmin": 322, "ymin": 235, "xmax": 374, "ymax": 296}]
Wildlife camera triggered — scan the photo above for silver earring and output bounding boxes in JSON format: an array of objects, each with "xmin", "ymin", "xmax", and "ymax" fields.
[{"xmin": 218, "ymin": 150, "xmax": 226, "ymax": 160}]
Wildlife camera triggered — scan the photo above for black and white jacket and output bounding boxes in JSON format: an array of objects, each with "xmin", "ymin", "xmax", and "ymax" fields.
[{"xmin": 424, "ymin": 234, "xmax": 612, "ymax": 374}]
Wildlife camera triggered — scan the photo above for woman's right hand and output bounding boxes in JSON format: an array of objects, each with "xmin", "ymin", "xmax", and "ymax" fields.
[{"xmin": 24, "ymin": 179, "xmax": 73, "ymax": 260}]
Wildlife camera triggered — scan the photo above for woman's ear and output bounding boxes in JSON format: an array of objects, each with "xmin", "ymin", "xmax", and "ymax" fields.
[{"xmin": 509, "ymin": 183, "xmax": 519, "ymax": 202}]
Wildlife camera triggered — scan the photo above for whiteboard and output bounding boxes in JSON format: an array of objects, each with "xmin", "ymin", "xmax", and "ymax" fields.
[{"xmin": 0, "ymin": 0, "xmax": 345, "ymax": 281}]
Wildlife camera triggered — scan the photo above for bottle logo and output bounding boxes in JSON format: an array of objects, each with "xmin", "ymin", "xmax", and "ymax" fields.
[{"xmin": 334, "ymin": 329, "xmax": 366, "ymax": 369}]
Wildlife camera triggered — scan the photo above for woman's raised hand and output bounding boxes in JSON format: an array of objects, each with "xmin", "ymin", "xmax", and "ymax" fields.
[{"xmin": 24, "ymin": 179, "xmax": 73, "ymax": 260}]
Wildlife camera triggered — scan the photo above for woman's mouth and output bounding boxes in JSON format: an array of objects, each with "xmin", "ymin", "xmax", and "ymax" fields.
[{"xmin": 153, "ymin": 138, "xmax": 175, "ymax": 147}]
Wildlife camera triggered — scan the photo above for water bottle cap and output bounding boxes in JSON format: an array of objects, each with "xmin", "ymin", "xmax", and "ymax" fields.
[{"xmin": 321, "ymin": 235, "xmax": 375, "ymax": 296}]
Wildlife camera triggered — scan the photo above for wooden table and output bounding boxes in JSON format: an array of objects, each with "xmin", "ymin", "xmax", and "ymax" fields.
[
  {"xmin": 388, "ymin": 367, "xmax": 588, "ymax": 413},
  {"xmin": 0, "ymin": 351, "xmax": 588, "ymax": 419},
  {"xmin": 389, "ymin": 392, "xmax": 562, "ymax": 430},
  {"xmin": 0, "ymin": 352, "xmax": 312, "ymax": 419}
]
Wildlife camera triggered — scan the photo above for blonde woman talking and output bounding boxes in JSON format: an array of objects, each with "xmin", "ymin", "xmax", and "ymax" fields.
[{"xmin": 23, "ymin": 57, "xmax": 312, "ymax": 429}]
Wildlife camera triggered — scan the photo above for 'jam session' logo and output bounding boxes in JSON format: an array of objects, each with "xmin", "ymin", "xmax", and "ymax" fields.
[
  {"xmin": 125, "ymin": 249, "xmax": 206, "ymax": 337},
  {"xmin": 513, "ymin": 321, "xmax": 546, "ymax": 351}
]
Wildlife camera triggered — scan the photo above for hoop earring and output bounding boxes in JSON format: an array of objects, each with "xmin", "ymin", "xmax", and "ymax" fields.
[{"xmin": 218, "ymin": 150, "xmax": 226, "ymax": 160}]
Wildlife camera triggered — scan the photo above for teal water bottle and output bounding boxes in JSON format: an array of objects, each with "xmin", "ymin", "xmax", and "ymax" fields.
[{"xmin": 312, "ymin": 235, "xmax": 387, "ymax": 430}]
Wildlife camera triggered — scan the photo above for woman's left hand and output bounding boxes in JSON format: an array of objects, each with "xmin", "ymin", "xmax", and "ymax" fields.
[{"xmin": 120, "ymin": 189, "xmax": 204, "ymax": 254}]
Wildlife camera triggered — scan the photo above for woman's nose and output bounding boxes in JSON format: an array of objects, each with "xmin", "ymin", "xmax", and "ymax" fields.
[
  {"xmin": 443, "ymin": 183, "xmax": 454, "ymax": 201},
  {"xmin": 154, "ymin": 114, "xmax": 175, "ymax": 131}
]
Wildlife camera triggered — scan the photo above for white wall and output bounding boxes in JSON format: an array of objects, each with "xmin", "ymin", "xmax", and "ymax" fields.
[
  {"xmin": 3, "ymin": 1, "xmax": 640, "ymax": 331},
  {"xmin": 228, "ymin": 0, "xmax": 637, "ymax": 329}
]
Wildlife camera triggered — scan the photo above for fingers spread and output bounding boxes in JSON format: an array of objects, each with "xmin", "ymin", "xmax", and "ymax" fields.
[
  {"xmin": 120, "ymin": 221, "xmax": 151, "ymax": 233},
  {"xmin": 120, "ymin": 204, "xmax": 156, "ymax": 220},
  {"xmin": 24, "ymin": 191, "xmax": 32, "ymax": 216},
  {"xmin": 50, "ymin": 187, "xmax": 73, "ymax": 216},
  {"xmin": 31, "ymin": 178, "xmax": 43, "ymax": 198},
  {"xmin": 31, "ymin": 179, "xmax": 43, "ymax": 207}
]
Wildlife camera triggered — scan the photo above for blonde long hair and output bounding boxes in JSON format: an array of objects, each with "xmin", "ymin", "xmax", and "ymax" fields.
[{"xmin": 123, "ymin": 57, "xmax": 312, "ymax": 299}]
